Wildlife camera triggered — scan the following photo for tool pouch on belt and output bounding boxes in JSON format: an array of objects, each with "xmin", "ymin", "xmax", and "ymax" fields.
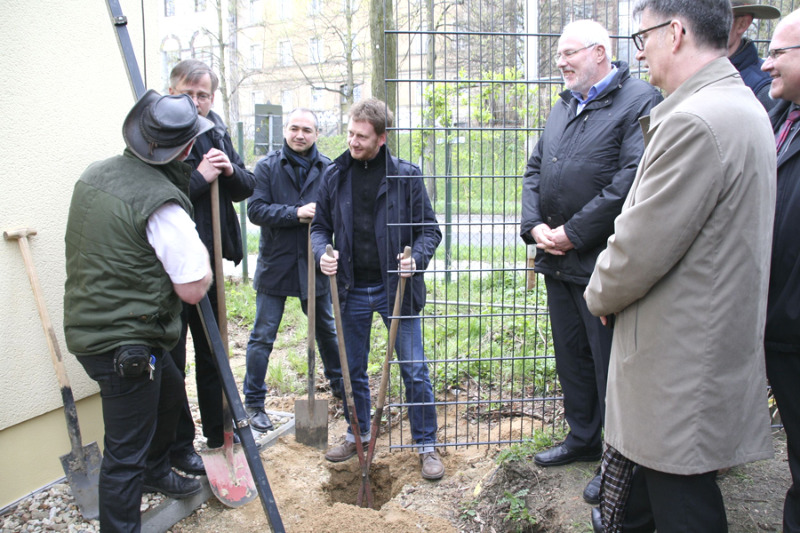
[{"xmin": 113, "ymin": 345, "xmax": 152, "ymax": 378}]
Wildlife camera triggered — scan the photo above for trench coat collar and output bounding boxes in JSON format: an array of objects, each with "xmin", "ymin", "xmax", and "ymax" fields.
[{"xmin": 643, "ymin": 57, "xmax": 739, "ymax": 135}]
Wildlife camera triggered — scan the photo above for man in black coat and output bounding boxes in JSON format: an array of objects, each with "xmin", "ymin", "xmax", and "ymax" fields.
[
  {"xmin": 168, "ymin": 59, "xmax": 255, "ymax": 473},
  {"xmin": 242, "ymin": 108, "xmax": 342, "ymax": 431},
  {"xmin": 762, "ymin": 11, "xmax": 800, "ymax": 532},
  {"xmin": 519, "ymin": 20, "xmax": 661, "ymax": 505}
]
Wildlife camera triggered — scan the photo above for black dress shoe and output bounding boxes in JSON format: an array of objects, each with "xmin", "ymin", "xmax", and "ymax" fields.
[
  {"xmin": 533, "ymin": 444, "xmax": 602, "ymax": 467},
  {"xmin": 583, "ymin": 473, "xmax": 601, "ymax": 505},
  {"xmin": 246, "ymin": 406, "xmax": 274, "ymax": 432},
  {"xmin": 170, "ymin": 450, "xmax": 206, "ymax": 476},
  {"xmin": 143, "ymin": 471, "xmax": 202, "ymax": 499},
  {"xmin": 591, "ymin": 507, "xmax": 604, "ymax": 533}
]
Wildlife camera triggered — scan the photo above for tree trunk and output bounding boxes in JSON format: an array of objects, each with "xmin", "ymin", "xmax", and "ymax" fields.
[{"xmin": 370, "ymin": 0, "xmax": 397, "ymax": 152}]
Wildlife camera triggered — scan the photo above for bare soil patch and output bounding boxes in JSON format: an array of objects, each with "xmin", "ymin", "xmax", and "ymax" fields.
[{"xmin": 177, "ymin": 320, "xmax": 791, "ymax": 533}]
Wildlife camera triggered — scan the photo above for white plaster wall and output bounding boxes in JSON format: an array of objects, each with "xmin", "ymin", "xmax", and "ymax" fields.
[{"xmin": 0, "ymin": 0, "xmax": 159, "ymax": 430}]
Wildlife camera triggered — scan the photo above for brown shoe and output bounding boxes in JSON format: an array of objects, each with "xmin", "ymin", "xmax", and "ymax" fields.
[
  {"xmin": 420, "ymin": 450, "xmax": 444, "ymax": 480},
  {"xmin": 325, "ymin": 440, "xmax": 358, "ymax": 462}
]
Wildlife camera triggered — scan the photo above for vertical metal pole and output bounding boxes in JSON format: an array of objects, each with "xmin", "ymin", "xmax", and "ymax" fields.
[
  {"xmin": 444, "ymin": 128, "xmax": 452, "ymax": 283},
  {"xmin": 237, "ymin": 121, "xmax": 249, "ymax": 283}
]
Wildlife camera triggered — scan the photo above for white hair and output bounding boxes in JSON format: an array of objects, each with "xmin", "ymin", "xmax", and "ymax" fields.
[{"xmin": 561, "ymin": 20, "xmax": 613, "ymax": 62}]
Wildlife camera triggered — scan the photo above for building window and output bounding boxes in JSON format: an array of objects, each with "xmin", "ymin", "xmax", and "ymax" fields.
[
  {"xmin": 165, "ymin": 0, "xmax": 175, "ymax": 16},
  {"xmin": 312, "ymin": 88, "xmax": 324, "ymax": 108},
  {"xmin": 249, "ymin": 0, "xmax": 262, "ymax": 23},
  {"xmin": 161, "ymin": 36, "xmax": 182, "ymax": 90},
  {"xmin": 194, "ymin": 0, "xmax": 206, "ymax": 12},
  {"xmin": 279, "ymin": 40, "xmax": 293, "ymax": 66},
  {"xmin": 251, "ymin": 44, "xmax": 263, "ymax": 69},
  {"xmin": 309, "ymin": 0, "xmax": 322, "ymax": 15},
  {"xmin": 279, "ymin": 0, "xmax": 293, "ymax": 20},
  {"xmin": 309, "ymin": 38, "xmax": 322, "ymax": 64},
  {"xmin": 281, "ymin": 89, "xmax": 294, "ymax": 111}
]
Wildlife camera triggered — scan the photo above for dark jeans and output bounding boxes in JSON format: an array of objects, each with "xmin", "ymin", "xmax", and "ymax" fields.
[
  {"xmin": 544, "ymin": 275, "xmax": 612, "ymax": 451},
  {"xmin": 77, "ymin": 348, "xmax": 185, "ymax": 533},
  {"xmin": 622, "ymin": 466, "xmax": 727, "ymax": 532},
  {"xmin": 243, "ymin": 291, "xmax": 342, "ymax": 407},
  {"xmin": 766, "ymin": 349, "xmax": 800, "ymax": 533},
  {"xmin": 171, "ymin": 286, "xmax": 224, "ymax": 450},
  {"xmin": 339, "ymin": 284, "xmax": 437, "ymax": 448}
]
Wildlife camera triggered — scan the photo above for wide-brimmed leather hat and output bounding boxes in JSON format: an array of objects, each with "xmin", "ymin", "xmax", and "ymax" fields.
[
  {"xmin": 731, "ymin": 0, "xmax": 781, "ymax": 19},
  {"xmin": 123, "ymin": 89, "xmax": 213, "ymax": 165}
]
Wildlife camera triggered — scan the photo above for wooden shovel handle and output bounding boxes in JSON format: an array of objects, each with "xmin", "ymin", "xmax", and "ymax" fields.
[{"xmin": 210, "ymin": 179, "xmax": 228, "ymax": 349}]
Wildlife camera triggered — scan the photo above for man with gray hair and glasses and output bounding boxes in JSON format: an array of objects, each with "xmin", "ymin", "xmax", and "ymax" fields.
[
  {"xmin": 520, "ymin": 19, "xmax": 661, "ymax": 506},
  {"xmin": 585, "ymin": 0, "xmax": 775, "ymax": 531}
]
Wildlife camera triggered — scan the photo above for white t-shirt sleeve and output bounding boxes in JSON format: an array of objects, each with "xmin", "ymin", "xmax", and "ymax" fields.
[{"xmin": 146, "ymin": 202, "xmax": 209, "ymax": 284}]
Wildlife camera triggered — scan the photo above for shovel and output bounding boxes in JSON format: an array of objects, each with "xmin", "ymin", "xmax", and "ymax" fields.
[
  {"xmin": 4, "ymin": 228, "xmax": 102, "ymax": 520},
  {"xmin": 197, "ymin": 296, "xmax": 285, "ymax": 531},
  {"xmin": 295, "ymin": 219, "xmax": 329, "ymax": 450},
  {"xmin": 358, "ymin": 246, "xmax": 411, "ymax": 506},
  {"xmin": 199, "ymin": 179, "xmax": 257, "ymax": 508},
  {"xmin": 326, "ymin": 244, "xmax": 373, "ymax": 507}
]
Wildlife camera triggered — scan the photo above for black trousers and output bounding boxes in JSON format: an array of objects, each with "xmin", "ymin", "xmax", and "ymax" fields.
[
  {"xmin": 544, "ymin": 275, "xmax": 613, "ymax": 450},
  {"xmin": 171, "ymin": 284, "xmax": 225, "ymax": 450},
  {"xmin": 77, "ymin": 348, "xmax": 185, "ymax": 533},
  {"xmin": 766, "ymin": 349, "xmax": 800, "ymax": 533},
  {"xmin": 622, "ymin": 466, "xmax": 727, "ymax": 532}
]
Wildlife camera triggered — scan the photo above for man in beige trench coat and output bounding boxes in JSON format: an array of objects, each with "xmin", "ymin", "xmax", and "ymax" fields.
[{"xmin": 584, "ymin": 0, "xmax": 776, "ymax": 531}]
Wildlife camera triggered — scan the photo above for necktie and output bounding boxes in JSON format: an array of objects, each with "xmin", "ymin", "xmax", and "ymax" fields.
[{"xmin": 776, "ymin": 109, "xmax": 800, "ymax": 153}]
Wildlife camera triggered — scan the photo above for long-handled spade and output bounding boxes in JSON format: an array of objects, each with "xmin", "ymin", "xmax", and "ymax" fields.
[
  {"xmin": 325, "ymin": 244, "xmax": 373, "ymax": 507},
  {"xmin": 358, "ymin": 246, "xmax": 411, "ymax": 507},
  {"xmin": 295, "ymin": 219, "xmax": 329, "ymax": 450},
  {"xmin": 199, "ymin": 179, "xmax": 257, "ymax": 508},
  {"xmin": 4, "ymin": 228, "xmax": 102, "ymax": 520}
]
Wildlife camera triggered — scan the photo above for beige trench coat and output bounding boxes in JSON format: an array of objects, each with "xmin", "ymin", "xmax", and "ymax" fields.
[{"xmin": 585, "ymin": 58, "xmax": 775, "ymax": 475}]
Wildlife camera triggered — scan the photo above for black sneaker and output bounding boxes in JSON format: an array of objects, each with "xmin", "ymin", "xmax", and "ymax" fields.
[
  {"xmin": 143, "ymin": 471, "xmax": 202, "ymax": 499},
  {"xmin": 246, "ymin": 406, "xmax": 274, "ymax": 432}
]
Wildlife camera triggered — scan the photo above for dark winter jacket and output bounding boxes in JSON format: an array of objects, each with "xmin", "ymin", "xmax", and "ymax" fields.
[
  {"xmin": 310, "ymin": 145, "xmax": 441, "ymax": 314},
  {"xmin": 766, "ymin": 99, "xmax": 800, "ymax": 352},
  {"xmin": 730, "ymin": 38, "xmax": 776, "ymax": 111},
  {"xmin": 248, "ymin": 145, "xmax": 332, "ymax": 298},
  {"xmin": 185, "ymin": 109, "xmax": 255, "ymax": 265},
  {"xmin": 520, "ymin": 61, "xmax": 663, "ymax": 284}
]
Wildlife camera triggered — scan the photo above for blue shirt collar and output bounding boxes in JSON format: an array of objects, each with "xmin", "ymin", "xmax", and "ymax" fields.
[{"xmin": 571, "ymin": 65, "xmax": 617, "ymax": 112}]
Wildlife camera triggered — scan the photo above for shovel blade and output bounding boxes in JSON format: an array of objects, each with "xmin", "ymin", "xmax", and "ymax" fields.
[
  {"xmin": 59, "ymin": 441, "xmax": 102, "ymax": 520},
  {"xmin": 200, "ymin": 434, "xmax": 257, "ymax": 508},
  {"xmin": 295, "ymin": 398, "xmax": 329, "ymax": 450}
]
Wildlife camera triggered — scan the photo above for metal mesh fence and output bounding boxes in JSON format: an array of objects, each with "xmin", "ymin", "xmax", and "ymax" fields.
[{"xmin": 377, "ymin": 0, "xmax": 796, "ymax": 450}]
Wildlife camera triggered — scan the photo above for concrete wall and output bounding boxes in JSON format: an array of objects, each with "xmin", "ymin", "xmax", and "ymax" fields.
[{"xmin": 0, "ymin": 0, "xmax": 159, "ymax": 507}]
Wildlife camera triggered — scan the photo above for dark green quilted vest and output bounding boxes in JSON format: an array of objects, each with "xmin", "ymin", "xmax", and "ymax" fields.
[{"xmin": 64, "ymin": 150, "xmax": 194, "ymax": 356}]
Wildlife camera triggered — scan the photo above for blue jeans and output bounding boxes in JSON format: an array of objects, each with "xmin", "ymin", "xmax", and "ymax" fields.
[
  {"xmin": 243, "ymin": 291, "xmax": 342, "ymax": 407},
  {"xmin": 340, "ymin": 284, "xmax": 437, "ymax": 450}
]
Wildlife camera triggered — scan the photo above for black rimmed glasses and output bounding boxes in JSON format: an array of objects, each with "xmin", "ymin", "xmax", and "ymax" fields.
[
  {"xmin": 767, "ymin": 44, "xmax": 800, "ymax": 60},
  {"xmin": 631, "ymin": 20, "xmax": 672, "ymax": 51}
]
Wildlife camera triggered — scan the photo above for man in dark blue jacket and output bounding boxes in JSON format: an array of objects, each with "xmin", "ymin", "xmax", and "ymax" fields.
[
  {"xmin": 762, "ymin": 11, "xmax": 800, "ymax": 532},
  {"xmin": 242, "ymin": 108, "xmax": 342, "ymax": 431},
  {"xmin": 311, "ymin": 98, "xmax": 444, "ymax": 480},
  {"xmin": 728, "ymin": 0, "xmax": 781, "ymax": 111},
  {"xmin": 167, "ymin": 59, "xmax": 255, "ymax": 473},
  {"xmin": 519, "ymin": 20, "xmax": 662, "ymax": 505}
]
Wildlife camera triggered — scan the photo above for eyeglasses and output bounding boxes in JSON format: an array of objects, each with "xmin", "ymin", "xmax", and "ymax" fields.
[
  {"xmin": 556, "ymin": 43, "xmax": 597, "ymax": 61},
  {"xmin": 767, "ymin": 44, "xmax": 800, "ymax": 60},
  {"xmin": 631, "ymin": 20, "xmax": 673, "ymax": 51},
  {"xmin": 179, "ymin": 90, "xmax": 212, "ymax": 103}
]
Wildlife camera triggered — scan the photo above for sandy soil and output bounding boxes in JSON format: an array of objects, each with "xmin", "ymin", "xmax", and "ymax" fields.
[{"xmin": 176, "ymin": 320, "xmax": 792, "ymax": 533}]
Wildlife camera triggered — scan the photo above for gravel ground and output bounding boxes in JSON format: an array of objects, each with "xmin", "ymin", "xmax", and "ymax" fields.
[{"xmin": 0, "ymin": 403, "xmax": 291, "ymax": 533}]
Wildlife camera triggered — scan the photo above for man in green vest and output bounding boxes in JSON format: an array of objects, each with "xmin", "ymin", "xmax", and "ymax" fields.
[{"xmin": 64, "ymin": 90, "xmax": 213, "ymax": 533}]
